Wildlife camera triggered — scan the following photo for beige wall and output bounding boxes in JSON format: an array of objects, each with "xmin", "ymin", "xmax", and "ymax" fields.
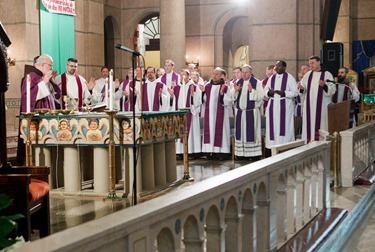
[{"xmin": 2, "ymin": 0, "xmax": 375, "ymax": 135}]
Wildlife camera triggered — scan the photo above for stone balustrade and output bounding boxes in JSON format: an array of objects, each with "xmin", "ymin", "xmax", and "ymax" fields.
[
  {"xmin": 340, "ymin": 121, "xmax": 375, "ymax": 187},
  {"xmin": 15, "ymin": 141, "xmax": 330, "ymax": 251}
]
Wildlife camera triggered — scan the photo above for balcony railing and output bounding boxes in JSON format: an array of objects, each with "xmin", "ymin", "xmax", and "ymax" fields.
[
  {"xmin": 14, "ymin": 141, "xmax": 330, "ymax": 251},
  {"xmin": 340, "ymin": 121, "xmax": 375, "ymax": 187}
]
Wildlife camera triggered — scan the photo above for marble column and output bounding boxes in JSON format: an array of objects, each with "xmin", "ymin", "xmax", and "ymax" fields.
[
  {"xmin": 160, "ymin": 0, "xmax": 186, "ymax": 70},
  {"xmin": 63, "ymin": 147, "xmax": 81, "ymax": 192},
  {"xmin": 34, "ymin": 147, "xmax": 54, "ymax": 188},
  {"xmin": 93, "ymin": 147, "xmax": 109, "ymax": 193}
]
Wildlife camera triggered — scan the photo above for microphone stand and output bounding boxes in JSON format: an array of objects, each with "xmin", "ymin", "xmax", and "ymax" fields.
[
  {"xmin": 115, "ymin": 44, "xmax": 141, "ymax": 205},
  {"xmin": 131, "ymin": 53, "xmax": 137, "ymax": 205}
]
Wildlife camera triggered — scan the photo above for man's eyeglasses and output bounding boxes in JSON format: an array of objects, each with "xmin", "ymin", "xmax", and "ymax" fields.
[{"xmin": 43, "ymin": 63, "xmax": 53, "ymax": 67}]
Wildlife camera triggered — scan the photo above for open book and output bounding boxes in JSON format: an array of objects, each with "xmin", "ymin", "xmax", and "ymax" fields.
[{"xmin": 90, "ymin": 102, "xmax": 107, "ymax": 112}]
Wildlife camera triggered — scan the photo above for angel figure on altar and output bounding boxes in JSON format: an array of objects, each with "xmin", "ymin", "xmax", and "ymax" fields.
[
  {"xmin": 121, "ymin": 118, "xmax": 133, "ymax": 141},
  {"xmin": 56, "ymin": 119, "xmax": 72, "ymax": 141},
  {"xmin": 27, "ymin": 119, "xmax": 43, "ymax": 141},
  {"xmin": 84, "ymin": 118, "xmax": 103, "ymax": 141}
]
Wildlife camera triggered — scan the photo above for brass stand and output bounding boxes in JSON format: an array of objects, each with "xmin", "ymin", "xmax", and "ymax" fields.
[
  {"xmin": 180, "ymin": 109, "xmax": 194, "ymax": 181},
  {"xmin": 104, "ymin": 110, "xmax": 122, "ymax": 202},
  {"xmin": 327, "ymin": 132, "xmax": 340, "ymax": 188},
  {"xmin": 23, "ymin": 112, "xmax": 35, "ymax": 166}
]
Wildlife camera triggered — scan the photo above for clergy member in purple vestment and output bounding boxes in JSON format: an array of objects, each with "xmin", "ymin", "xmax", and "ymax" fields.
[
  {"xmin": 232, "ymin": 64, "xmax": 264, "ymax": 160},
  {"xmin": 114, "ymin": 68, "xmax": 143, "ymax": 112},
  {"xmin": 91, "ymin": 66, "xmax": 109, "ymax": 105},
  {"xmin": 20, "ymin": 54, "xmax": 60, "ymax": 112},
  {"xmin": 332, "ymin": 67, "xmax": 360, "ymax": 104},
  {"xmin": 160, "ymin": 59, "xmax": 180, "ymax": 89},
  {"xmin": 55, "ymin": 58, "xmax": 95, "ymax": 111},
  {"xmin": 264, "ymin": 61, "xmax": 298, "ymax": 158},
  {"xmin": 298, "ymin": 56, "xmax": 336, "ymax": 143},
  {"xmin": 332, "ymin": 67, "xmax": 360, "ymax": 128},
  {"xmin": 294, "ymin": 64, "xmax": 310, "ymax": 117},
  {"xmin": 174, "ymin": 69, "xmax": 203, "ymax": 156},
  {"xmin": 17, "ymin": 54, "xmax": 60, "ymax": 165},
  {"xmin": 201, "ymin": 67, "xmax": 233, "ymax": 160},
  {"xmin": 141, "ymin": 66, "xmax": 171, "ymax": 112}
]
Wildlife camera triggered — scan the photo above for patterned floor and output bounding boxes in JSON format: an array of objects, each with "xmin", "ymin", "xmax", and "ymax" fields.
[{"xmin": 44, "ymin": 158, "xmax": 374, "ymax": 251}]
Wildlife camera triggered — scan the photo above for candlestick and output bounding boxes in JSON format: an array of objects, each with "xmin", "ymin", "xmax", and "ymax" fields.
[
  {"xmin": 105, "ymin": 77, "xmax": 109, "ymax": 108},
  {"xmin": 109, "ymin": 70, "xmax": 113, "ymax": 111},
  {"xmin": 26, "ymin": 74, "xmax": 30, "ymax": 113}
]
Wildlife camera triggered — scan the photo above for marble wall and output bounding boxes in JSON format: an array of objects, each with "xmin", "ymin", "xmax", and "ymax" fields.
[{"xmin": 1, "ymin": 0, "xmax": 375, "ymax": 139}]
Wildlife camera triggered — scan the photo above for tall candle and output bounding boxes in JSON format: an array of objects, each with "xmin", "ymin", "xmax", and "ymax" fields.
[
  {"xmin": 105, "ymin": 77, "xmax": 109, "ymax": 107},
  {"xmin": 26, "ymin": 74, "xmax": 30, "ymax": 113},
  {"xmin": 109, "ymin": 70, "xmax": 114, "ymax": 110}
]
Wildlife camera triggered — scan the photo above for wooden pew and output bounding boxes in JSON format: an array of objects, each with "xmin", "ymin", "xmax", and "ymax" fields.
[{"xmin": 0, "ymin": 166, "xmax": 50, "ymax": 241}]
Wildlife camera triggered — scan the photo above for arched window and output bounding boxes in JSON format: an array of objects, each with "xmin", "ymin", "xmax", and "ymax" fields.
[{"xmin": 142, "ymin": 16, "xmax": 160, "ymax": 51}]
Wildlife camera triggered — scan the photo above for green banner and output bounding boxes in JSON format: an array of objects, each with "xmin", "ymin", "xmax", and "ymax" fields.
[{"xmin": 40, "ymin": 1, "xmax": 74, "ymax": 75}]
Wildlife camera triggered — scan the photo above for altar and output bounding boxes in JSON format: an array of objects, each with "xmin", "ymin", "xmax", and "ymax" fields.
[{"xmin": 19, "ymin": 111, "xmax": 188, "ymax": 197}]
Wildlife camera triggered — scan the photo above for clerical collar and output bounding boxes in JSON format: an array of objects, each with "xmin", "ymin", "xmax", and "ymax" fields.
[{"xmin": 66, "ymin": 72, "xmax": 76, "ymax": 76}]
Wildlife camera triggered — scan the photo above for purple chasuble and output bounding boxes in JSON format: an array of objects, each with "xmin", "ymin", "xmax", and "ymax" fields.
[
  {"xmin": 268, "ymin": 72, "xmax": 288, "ymax": 140},
  {"xmin": 235, "ymin": 77, "xmax": 257, "ymax": 142},
  {"xmin": 21, "ymin": 71, "xmax": 56, "ymax": 112},
  {"xmin": 306, "ymin": 71, "xmax": 325, "ymax": 143}
]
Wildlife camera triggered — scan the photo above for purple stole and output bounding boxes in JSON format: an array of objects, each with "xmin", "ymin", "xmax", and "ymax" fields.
[
  {"xmin": 295, "ymin": 95, "xmax": 302, "ymax": 116},
  {"xmin": 173, "ymin": 86, "xmax": 182, "ymax": 111},
  {"xmin": 235, "ymin": 77, "xmax": 258, "ymax": 142},
  {"xmin": 186, "ymin": 85, "xmax": 196, "ymax": 137},
  {"xmin": 295, "ymin": 82, "xmax": 302, "ymax": 117},
  {"xmin": 203, "ymin": 82, "xmax": 227, "ymax": 147},
  {"xmin": 173, "ymin": 84, "xmax": 190, "ymax": 110},
  {"xmin": 306, "ymin": 71, "xmax": 325, "ymax": 143},
  {"xmin": 332, "ymin": 84, "xmax": 350, "ymax": 103},
  {"xmin": 268, "ymin": 73, "xmax": 288, "ymax": 140},
  {"xmin": 61, "ymin": 73, "xmax": 83, "ymax": 111},
  {"xmin": 161, "ymin": 72, "xmax": 179, "ymax": 86},
  {"xmin": 181, "ymin": 84, "xmax": 196, "ymax": 139},
  {"xmin": 142, "ymin": 81, "xmax": 164, "ymax": 111},
  {"xmin": 120, "ymin": 80, "xmax": 135, "ymax": 111},
  {"xmin": 262, "ymin": 77, "xmax": 269, "ymax": 111}
]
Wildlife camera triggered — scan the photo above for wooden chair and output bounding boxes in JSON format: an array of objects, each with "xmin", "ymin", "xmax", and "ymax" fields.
[{"xmin": 0, "ymin": 166, "xmax": 50, "ymax": 241}]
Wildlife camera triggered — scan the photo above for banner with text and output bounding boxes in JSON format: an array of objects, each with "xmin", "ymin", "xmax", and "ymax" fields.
[{"xmin": 41, "ymin": 0, "xmax": 76, "ymax": 16}]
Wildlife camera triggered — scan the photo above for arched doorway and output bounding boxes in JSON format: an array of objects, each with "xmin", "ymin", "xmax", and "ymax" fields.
[
  {"xmin": 139, "ymin": 15, "xmax": 160, "ymax": 68},
  {"xmin": 223, "ymin": 16, "xmax": 249, "ymax": 70}
]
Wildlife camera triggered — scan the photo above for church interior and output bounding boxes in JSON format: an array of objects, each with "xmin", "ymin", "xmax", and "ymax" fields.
[{"xmin": 0, "ymin": 0, "xmax": 375, "ymax": 251}]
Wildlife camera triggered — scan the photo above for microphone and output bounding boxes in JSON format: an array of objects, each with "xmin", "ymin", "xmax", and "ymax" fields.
[
  {"xmin": 115, "ymin": 44, "xmax": 141, "ymax": 56},
  {"xmin": 326, "ymin": 79, "xmax": 336, "ymax": 83}
]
